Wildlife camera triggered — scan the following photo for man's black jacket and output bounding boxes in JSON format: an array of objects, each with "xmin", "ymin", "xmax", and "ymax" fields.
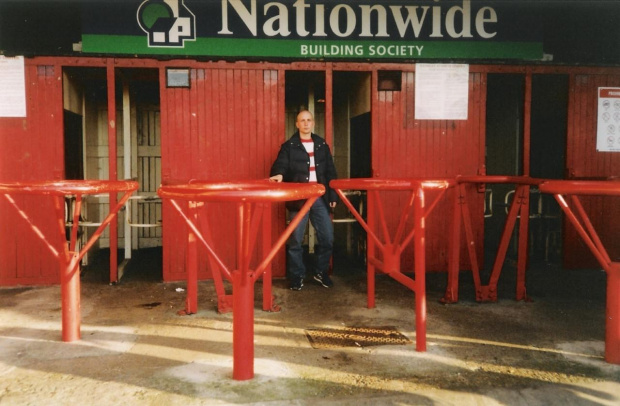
[{"xmin": 270, "ymin": 132, "xmax": 338, "ymax": 211}]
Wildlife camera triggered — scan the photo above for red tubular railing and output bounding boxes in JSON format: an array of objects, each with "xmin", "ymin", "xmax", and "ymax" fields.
[
  {"xmin": 330, "ymin": 178, "xmax": 454, "ymax": 352},
  {"xmin": 443, "ymin": 175, "xmax": 544, "ymax": 304},
  {"xmin": 157, "ymin": 179, "xmax": 324, "ymax": 380},
  {"xmin": 539, "ymin": 180, "xmax": 620, "ymax": 364},
  {"xmin": 0, "ymin": 180, "xmax": 139, "ymax": 342}
]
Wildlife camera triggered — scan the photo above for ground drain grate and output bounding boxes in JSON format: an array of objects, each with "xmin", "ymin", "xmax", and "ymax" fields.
[{"xmin": 305, "ymin": 326, "xmax": 412, "ymax": 349}]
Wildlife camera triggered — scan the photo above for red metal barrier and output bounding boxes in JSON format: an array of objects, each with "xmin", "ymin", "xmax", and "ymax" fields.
[
  {"xmin": 330, "ymin": 178, "xmax": 454, "ymax": 352},
  {"xmin": 0, "ymin": 180, "xmax": 138, "ymax": 342},
  {"xmin": 157, "ymin": 180, "xmax": 324, "ymax": 380},
  {"xmin": 442, "ymin": 176, "xmax": 543, "ymax": 303},
  {"xmin": 539, "ymin": 180, "xmax": 620, "ymax": 365}
]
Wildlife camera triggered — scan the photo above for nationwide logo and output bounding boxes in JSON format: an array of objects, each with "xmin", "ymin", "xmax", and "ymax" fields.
[{"xmin": 137, "ymin": 0, "xmax": 196, "ymax": 47}]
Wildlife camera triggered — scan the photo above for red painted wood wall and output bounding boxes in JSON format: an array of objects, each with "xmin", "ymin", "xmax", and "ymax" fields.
[
  {"xmin": 160, "ymin": 66, "xmax": 286, "ymax": 281},
  {"xmin": 372, "ymin": 71, "xmax": 486, "ymax": 271},
  {"xmin": 0, "ymin": 62, "xmax": 65, "ymax": 285},
  {"xmin": 2, "ymin": 59, "xmax": 620, "ymax": 286},
  {"xmin": 565, "ymin": 72, "xmax": 620, "ymax": 267}
]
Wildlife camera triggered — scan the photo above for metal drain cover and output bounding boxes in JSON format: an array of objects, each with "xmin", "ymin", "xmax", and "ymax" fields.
[{"xmin": 305, "ymin": 326, "xmax": 412, "ymax": 349}]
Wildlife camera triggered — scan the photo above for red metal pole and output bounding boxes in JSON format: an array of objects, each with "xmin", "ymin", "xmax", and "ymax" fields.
[
  {"xmin": 261, "ymin": 203, "xmax": 274, "ymax": 311},
  {"xmin": 233, "ymin": 202, "xmax": 255, "ymax": 380},
  {"xmin": 516, "ymin": 186, "xmax": 530, "ymax": 301},
  {"xmin": 107, "ymin": 60, "xmax": 119, "ymax": 284},
  {"xmin": 232, "ymin": 268, "xmax": 254, "ymax": 380},
  {"xmin": 414, "ymin": 187, "xmax": 426, "ymax": 352},
  {"xmin": 185, "ymin": 227, "xmax": 198, "ymax": 315},
  {"xmin": 367, "ymin": 191, "xmax": 376, "ymax": 309},
  {"xmin": 444, "ymin": 186, "xmax": 462, "ymax": 303},
  {"xmin": 460, "ymin": 185, "xmax": 482, "ymax": 295},
  {"xmin": 484, "ymin": 186, "xmax": 522, "ymax": 301},
  {"xmin": 606, "ymin": 263, "xmax": 620, "ymax": 364},
  {"xmin": 60, "ymin": 252, "xmax": 81, "ymax": 342}
]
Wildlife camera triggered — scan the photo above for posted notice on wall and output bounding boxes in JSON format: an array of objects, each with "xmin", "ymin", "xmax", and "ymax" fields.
[
  {"xmin": 597, "ymin": 87, "xmax": 620, "ymax": 152},
  {"xmin": 0, "ymin": 55, "xmax": 27, "ymax": 117},
  {"xmin": 415, "ymin": 64, "xmax": 469, "ymax": 120}
]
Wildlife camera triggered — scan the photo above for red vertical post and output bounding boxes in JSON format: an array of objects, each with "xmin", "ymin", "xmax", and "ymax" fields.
[
  {"xmin": 233, "ymin": 202, "xmax": 255, "ymax": 380},
  {"xmin": 60, "ymin": 254, "xmax": 81, "ymax": 342},
  {"xmin": 261, "ymin": 203, "xmax": 274, "ymax": 311},
  {"xmin": 444, "ymin": 186, "xmax": 462, "ymax": 303},
  {"xmin": 106, "ymin": 60, "xmax": 119, "ymax": 283},
  {"xmin": 185, "ymin": 228, "xmax": 198, "ymax": 314},
  {"xmin": 414, "ymin": 187, "xmax": 426, "ymax": 352},
  {"xmin": 325, "ymin": 67, "xmax": 333, "ymax": 147},
  {"xmin": 486, "ymin": 187, "xmax": 522, "ymax": 300},
  {"xmin": 367, "ymin": 191, "xmax": 376, "ymax": 308},
  {"xmin": 232, "ymin": 269, "xmax": 254, "ymax": 380},
  {"xmin": 516, "ymin": 186, "xmax": 530, "ymax": 301},
  {"xmin": 606, "ymin": 263, "xmax": 620, "ymax": 364},
  {"xmin": 55, "ymin": 194, "xmax": 81, "ymax": 342}
]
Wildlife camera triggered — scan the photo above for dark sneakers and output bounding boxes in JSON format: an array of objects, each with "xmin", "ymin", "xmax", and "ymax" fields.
[
  {"xmin": 289, "ymin": 278, "xmax": 304, "ymax": 291},
  {"xmin": 313, "ymin": 272, "xmax": 333, "ymax": 288}
]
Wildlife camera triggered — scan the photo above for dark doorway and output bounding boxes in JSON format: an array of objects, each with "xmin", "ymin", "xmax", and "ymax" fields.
[
  {"xmin": 63, "ymin": 110, "xmax": 84, "ymax": 180},
  {"xmin": 529, "ymin": 74, "xmax": 568, "ymax": 263},
  {"xmin": 486, "ymin": 74, "xmax": 524, "ymax": 176},
  {"xmin": 530, "ymin": 74, "xmax": 568, "ymax": 180},
  {"xmin": 332, "ymin": 71, "xmax": 371, "ymax": 266},
  {"xmin": 485, "ymin": 74, "xmax": 525, "ymax": 268},
  {"xmin": 350, "ymin": 112, "xmax": 371, "ymax": 178}
]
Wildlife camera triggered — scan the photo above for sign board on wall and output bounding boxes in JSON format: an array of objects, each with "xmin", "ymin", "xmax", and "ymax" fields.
[
  {"xmin": 81, "ymin": 0, "xmax": 543, "ymax": 61},
  {"xmin": 415, "ymin": 63, "xmax": 468, "ymax": 120},
  {"xmin": 597, "ymin": 87, "xmax": 620, "ymax": 152},
  {"xmin": 0, "ymin": 56, "xmax": 26, "ymax": 117}
]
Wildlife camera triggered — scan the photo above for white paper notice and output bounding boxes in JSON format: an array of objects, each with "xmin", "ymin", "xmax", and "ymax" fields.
[
  {"xmin": 0, "ymin": 55, "xmax": 27, "ymax": 117},
  {"xmin": 596, "ymin": 87, "xmax": 620, "ymax": 152},
  {"xmin": 415, "ymin": 64, "xmax": 469, "ymax": 120}
]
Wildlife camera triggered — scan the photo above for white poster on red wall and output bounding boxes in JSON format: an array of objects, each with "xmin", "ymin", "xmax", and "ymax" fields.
[
  {"xmin": 0, "ymin": 56, "xmax": 26, "ymax": 117},
  {"xmin": 597, "ymin": 87, "xmax": 620, "ymax": 152},
  {"xmin": 415, "ymin": 63, "xmax": 469, "ymax": 120}
]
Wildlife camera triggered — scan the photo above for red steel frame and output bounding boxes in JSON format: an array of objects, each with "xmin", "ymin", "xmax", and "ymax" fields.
[
  {"xmin": 330, "ymin": 178, "xmax": 454, "ymax": 352},
  {"xmin": 157, "ymin": 180, "xmax": 324, "ymax": 380},
  {"xmin": 539, "ymin": 180, "xmax": 620, "ymax": 364},
  {"xmin": 443, "ymin": 176, "xmax": 543, "ymax": 303},
  {"xmin": 0, "ymin": 180, "xmax": 138, "ymax": 342}
]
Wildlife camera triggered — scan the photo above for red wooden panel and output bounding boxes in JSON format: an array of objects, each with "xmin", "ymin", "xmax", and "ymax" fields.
[
  {"xmin": 565, "ymin": 73, "xmax": 620, "ymax": 268},
  {"xmin": 0, "ymin": 63, "xmax": 65, "ymax": 285},
  {"xmin": 372, "ymin": 71, "xmax": 485, "ymax": 272},
  {"xmin": 161, "ymin": 67, "xmax": 285, "ymax": 282}
]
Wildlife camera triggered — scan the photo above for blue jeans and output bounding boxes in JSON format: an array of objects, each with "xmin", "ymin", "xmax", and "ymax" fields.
[{"xmin": 287, "ymin": 198, "xmax": 333, "ymax": 280}]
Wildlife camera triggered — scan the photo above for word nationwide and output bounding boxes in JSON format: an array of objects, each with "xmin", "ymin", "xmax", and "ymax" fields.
[
  {"xmin": 301, "ymin": 43, "xmax": 424, "ymax": 57},
  {"xmin": 220, "ymin": 0, "xmax": 498, "ymax": 40}
]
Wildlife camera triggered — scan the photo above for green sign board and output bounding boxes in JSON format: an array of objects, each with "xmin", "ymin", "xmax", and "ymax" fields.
[{"xmin": 82, "ymin": 0, "xmax": 543, "ymax": 61}]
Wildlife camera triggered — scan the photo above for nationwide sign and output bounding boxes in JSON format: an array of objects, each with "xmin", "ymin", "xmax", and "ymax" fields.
[{"xmin": 81, "ymin": 0, "xmax": 543, "ymax": 60}]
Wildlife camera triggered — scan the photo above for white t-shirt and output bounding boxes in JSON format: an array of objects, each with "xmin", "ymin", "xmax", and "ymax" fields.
[{"xmin": 301, "ymin": 139, "xmax": 317, "ymax": 183}]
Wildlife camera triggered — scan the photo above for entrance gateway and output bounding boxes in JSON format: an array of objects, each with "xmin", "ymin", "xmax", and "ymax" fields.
[
  {"xmin": 62, "ymin": 66, "xmax": 370, "ymax": 280},
  {"xmin": 59, "ymin": 61, "xmax": 574, "ymax": 282},
  {"xmin": 62, "ymin": 67, "xmax": 162, "ymax": 281}
]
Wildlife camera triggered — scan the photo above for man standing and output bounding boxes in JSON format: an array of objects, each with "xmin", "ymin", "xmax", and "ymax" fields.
[{"xmin": 270, "ymin": 110, "xmax": 338, "ymax": 290}]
